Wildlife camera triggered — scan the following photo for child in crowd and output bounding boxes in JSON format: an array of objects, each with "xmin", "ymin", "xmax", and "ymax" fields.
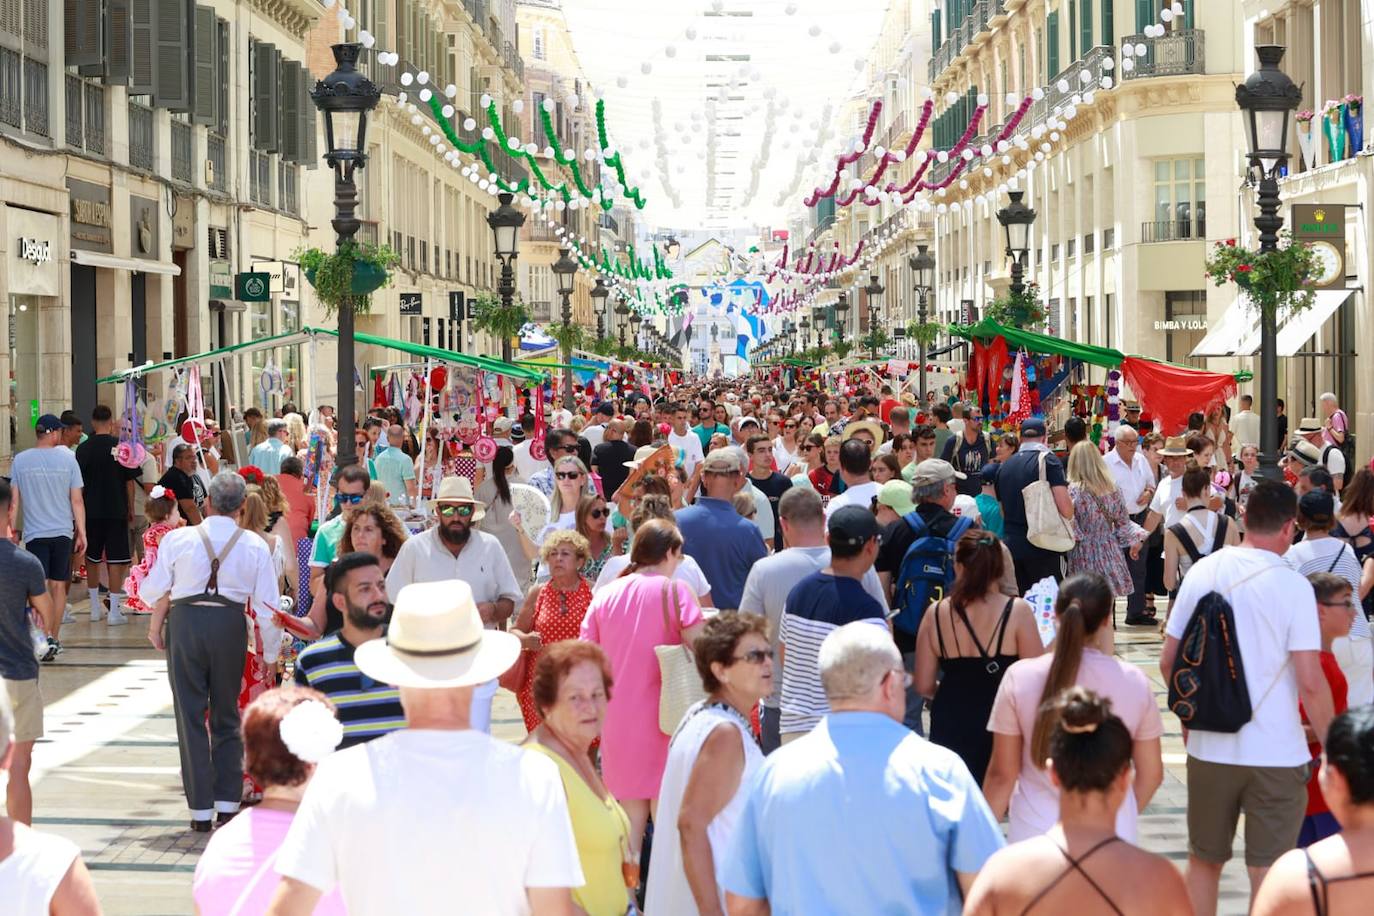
[
  {"xmin": 976, "ymin": 463, "xmax": 1005, "ymax": 538},
  {"xmin": 122, "ymin": 486, "xmax": 181, "ymax": 614},
  {"xmin": 1299, "ymin": 572, "xmax": 1354, "ymax": 846}
]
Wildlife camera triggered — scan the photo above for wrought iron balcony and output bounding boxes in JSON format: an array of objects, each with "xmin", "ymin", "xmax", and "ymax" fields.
[
  {"xmin": 207, "ymin": 133, "xmax": 227, "ymax": 191},
  {"xmin": 172, "ymin": 120, "xmax": 194, "ymax": 183},
  {"xmin": 1140, "ymin": 216, "xmax": 1207, "ymax": 244},
  {"xmin": 128, "ymin": 101, "xmax": 154, "ymax": 170},
  {"xmin": 1121, "ymin": 29, "xmax": 1205, "ymax": 80}
]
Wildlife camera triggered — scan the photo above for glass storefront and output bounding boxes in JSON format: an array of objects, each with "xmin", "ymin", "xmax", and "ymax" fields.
[{"xmin": 8, "ymin": 295, "xmax": 40, "ymax": 454}]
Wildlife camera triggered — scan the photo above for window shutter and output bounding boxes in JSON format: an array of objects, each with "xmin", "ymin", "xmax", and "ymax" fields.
[
  {"xmin": 1079, "ymin": 0, "xmax": 1092, "ymax": 56},
  {"xmin": 1046, "ymin": 10, "xmax": 1059, "ymax": 80},
  {"xmin": 103, "ymin": 0, "xmax": 131, "ymax": 84},
  {"xmin": 153, "ymin": 0, "xmax": 190, "ymax": 110},
  {"xmin": 252, "ymin": 40, "xmax": 277, "ymax": 150},
  {"xmin": 393, "ymin": 0, "xmax": 404, "ymax": 64},
  {"xmin": 374, "ymin": 0, "xmax": 386, "ymax": 51},
  {"xmin": 215, "ymin": 17, "xmax": 227, "ymax": 133},
  {"xmin": 1100, "ymin": 0, "xmax": 1113, "ymax": 46},
  {"xmin": 931, "ymin": 10, "xmax": 940, "ymax": 47},
  {"xmin": 278, "ymin": 59, "xmax": 300, "ymax": 163},
  {"xmin": 299, "ymin": 73, "xmax": 317, "ymax": 169},
  {"xmin": 129, "ymin": 0, "xmax": 153, "ymax": 94},
  {"xmin": 65, "ymin": 0, "xmax": 101, "ymax": 66},
  {"xmin": 1068, "ymin": 0, "xmax": 1076, "ymax": 64},
  {"xmin": 1135, "ymin": 0, "xmax": 1152, "ymax": 32},
  {"xmin": 190, "ymin": 4, "xmax": 214, "ymax": 124}
]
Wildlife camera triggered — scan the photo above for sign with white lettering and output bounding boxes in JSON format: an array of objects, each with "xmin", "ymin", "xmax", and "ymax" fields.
[
  {"xmin": 400, "ymin": 292, "xmax": 422, "ymax": 316},
  {"xmin": 1153, "ymin": 319, "xmax": 1209, "ymax": 332},
  {"xmin": 17, "ymin": 237, "xmax": 50, "ymax": 266},
  {"xmin": 8, "ymin": 209, "xmax": 61, "ymax": 297},
  {"xmin": 66, "ymin": 178, "xmax": 113, "ymax": 253}
]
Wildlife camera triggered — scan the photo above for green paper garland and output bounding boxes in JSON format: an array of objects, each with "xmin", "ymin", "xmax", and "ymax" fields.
[{"xmin": 596, "ymin": 100, "xmax": 647, "ymax": 209}]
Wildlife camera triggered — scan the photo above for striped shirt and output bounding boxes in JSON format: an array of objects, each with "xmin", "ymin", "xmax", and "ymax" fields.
[
  {"xmin": 294, "ymin": 632, "xmax": 406, "ymax": 747},
  {"xmin": 778, "ymin": 572, "xmax": 888, "ymax": 736},
  {"xmin": 1286, "ymin": 538, "xmax": 1372, "ymax": 640}
]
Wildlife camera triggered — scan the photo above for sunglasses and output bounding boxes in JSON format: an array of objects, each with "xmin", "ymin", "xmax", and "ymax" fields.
[
  {"xmin": 556, "ymin": 471, "xmax": 584, "ymax": 481},
  {"xmin": 336, "ymin": 493, "xmax": 364, "ymax": 505},
  {"xmin": 589, "ymin": 508, "xmax": 608, "ymax": 519},
  {"xmin": 438, "ymin": 504, "xmax": 475, "ymax": 518},
  {"xmin": 732, "ymin": 648, "xmax": 774, "ymax": 665},
  {"xmin": 784, "ymin": 422, "xmax": 797, "ymax": 429},
  {"xmin": 553, "ymin": 443, "xmax": 579, "ymax": 454}
]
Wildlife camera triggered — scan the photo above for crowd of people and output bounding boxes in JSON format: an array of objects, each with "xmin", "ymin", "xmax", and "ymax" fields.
[{"xmin": 3, "ymin": 376, "xmax": 1374, "ymax": 915}]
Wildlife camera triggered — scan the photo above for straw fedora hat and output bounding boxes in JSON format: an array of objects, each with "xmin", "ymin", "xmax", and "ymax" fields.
[
  {"xmin": 843, "ymin": 419, "xmax": 886, "ymax": 450},
  {"xmin": 1288, "ymin": 439, "xmax": 1323, "ymax": 467},
  {"xmin": 355, "ymin": 580, "xmax": 519, "ymax": 689},
  {"xmin": 430, "ymin": 476, "xmax": 486, "ymax": 522},
  {"xmin": 1295, "ymin": 417, "xmax": 1324, "ymax": 435},
  {"xmin": 1159, "ymin": 436, "xmax": 1192, "ymax": 457}
]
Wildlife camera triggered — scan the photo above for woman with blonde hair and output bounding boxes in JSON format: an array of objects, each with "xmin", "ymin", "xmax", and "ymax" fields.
[
  {"xmin": 580, "ymin": 519, "xmax": 706, "ymax": 859},
  {"xmin": 284, "ymin": 412, "xmax": 309, "ymax": 455},
  {"xmin": 576, "ymin": 493, "xmax": 616, "ymax": 581},
  {"xmin": 510, "ymin": 529, "xmax": 594, "ymax": 732},
  {"xmin": 1065, "ymin": 441, "xmax": 1147, "ymax": 601}
]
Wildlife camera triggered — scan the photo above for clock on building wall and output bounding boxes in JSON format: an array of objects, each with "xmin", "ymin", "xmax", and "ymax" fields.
[{"xmin": 1291, "ymin": 204, "xmax": 1347, "ymax": 289}]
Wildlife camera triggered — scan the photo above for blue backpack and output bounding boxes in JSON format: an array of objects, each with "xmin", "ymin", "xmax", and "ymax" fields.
[{"xmin": 891, "ymin": 512, "xmax": 975, "ymax": 637}]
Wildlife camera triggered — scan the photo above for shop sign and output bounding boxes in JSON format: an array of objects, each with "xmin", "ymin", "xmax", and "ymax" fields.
[
  {"xmin": 399, "ymin": 292, "xmax": 422, "ymax": 315},
  {"xmin": 249, "ymin": 260, "xmax": 297, "ymax": 295},
  {"xmin": 172, "ymin": 196, "xmax": 194, "ymax": 249},
  {"xmin": 1154, "ymin": 319, "xmax": 1209, "ymax": 332},
  {"xmin": 66, "ymin": 178, "xmax": 113, "ymax": 253},
  {"xmin": 234, "ymin": 271, "xmax": 269, "ymax": 301},
  {"xmin": 1291, "ymin": 204, "xmax": 1347, "ymax": 290},
  {"xmin": 449, "ymin": 290, "xmax": 465, "ymax": 322},
  {"xmin": 960, "ymin": 299, "xmax": 978, "ymax": 325},
  {"xmin": 8, "ymin": 209, "xmax": 61, "ymax": 297},
  {"xmin": 129, "ymin": 195, "xmax": 160, "ymax": 260}
]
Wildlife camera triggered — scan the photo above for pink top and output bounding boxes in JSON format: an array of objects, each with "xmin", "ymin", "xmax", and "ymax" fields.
[
  {"xmin": 1325, "ymin": 409, "xmax": 1349, "ymax": 448},
  {"xmin": 580, "ymin": 572, "xmax": 703, "ymax": 800},
  {"xmin": 987, "ymin": 648, "xmax": 1164, "ymax": 843},
  {"xmin": 192, "ymin": 807, "xmax": 346, "ymax": 916}
]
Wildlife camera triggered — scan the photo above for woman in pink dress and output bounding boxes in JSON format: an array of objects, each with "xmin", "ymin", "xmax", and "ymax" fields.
[{"xmin": 580, "ymin": 518, "xmax": 705, "ymax": 858}]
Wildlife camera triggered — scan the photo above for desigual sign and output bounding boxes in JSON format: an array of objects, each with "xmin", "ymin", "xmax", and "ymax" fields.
[{"xmin": 17, "ymin": 237, "xmax": 51, "ymax": 266}]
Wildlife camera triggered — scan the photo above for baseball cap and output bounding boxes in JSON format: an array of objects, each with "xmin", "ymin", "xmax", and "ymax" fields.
[
  {"xmin": 828, "ymin": 505, "xmax": 882, "ymax": 550},
  {"xmin": 493, "ymin": 417, "xmax": 514, "ymax": 437},
  {"xmin": 876, "ymin": 480, "xmax": 917, "ymax": 516},
  {"xmin": 1299, "ymin": 488, "xmax": 1335, "ymax": 523},
  {"xmin": 911, "ymin": 458, "xmax": 967, "ymax": 485},
  {"xmin": 1020, "ymin": 417, "xmax": 1046, "ymax": 438},
  {"xmin": 730, "ymin": 415, "xmax": 760, "ymax": 433},
  {"xmin": 701, "ymin": 448, "xmax": 744, "ymax": 474},
  {"xmin": 35, "ymin": 413, "xmax": 63, "ymax": 434},
  {"xmin": 60, "ymin": 409, "xmax": 82, "ymax": 428}
]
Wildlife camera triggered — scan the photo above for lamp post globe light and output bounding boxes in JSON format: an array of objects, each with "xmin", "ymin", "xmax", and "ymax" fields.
[
  {"xmin": 865, "ymin": 273, "xmax": 885, "ymax": 360},
  {"xmin": 629, "ymin": 310, "xmax": 643, "ymax": 354},
  {"xmin": 996, "ymin": 190, "xmax": 1036, "ymax": 299},
  {"xmin": 311, "ymin": 42, "xmax": 380, "ymax": 469},
  {"xmin": 590, "ymin": 277, "xmax": 609, "ymax": 340},
  {"xmin": 1237, "ymin": 45, "xmax": 1302, "ymax": 481},
  {"xmin": 487, "ymin": 191, "xmax": 526, "ymax": 363},
  {"xmin": 909, "ymin": 243, "xmax": 935, "ymax": 402},
  {"xmin": 614, "ymin": 292, "xmax": 630, "ymax": 348},
  {"xmin": 551, "ymin": 247, "xmax": 579, "ymax": 409},
  {"xmin": 812, "ymin": 305, "xmax": 825, "ymax": 349},
  {"xmin": 835, "ymin": 291, "xmax": 850, "ymax": 343}
]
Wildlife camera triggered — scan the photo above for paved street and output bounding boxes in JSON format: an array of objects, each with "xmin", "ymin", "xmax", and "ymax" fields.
[{"xmin": 33, "ymin": 593, "xmax": 1252, "ymax": 914}]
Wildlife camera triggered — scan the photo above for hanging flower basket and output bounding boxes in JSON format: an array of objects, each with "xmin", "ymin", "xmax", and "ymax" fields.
[
  {"xmin": 1204, "ymin": 233, "xmax": 1319, "ymax": 317},
  {"xmin": 296, "ymin": 240, "xmax": 400, "ymax": 317},
  {"xmin": 986, "ymin": 281, "xmax": 1047, "ymax": 330}
]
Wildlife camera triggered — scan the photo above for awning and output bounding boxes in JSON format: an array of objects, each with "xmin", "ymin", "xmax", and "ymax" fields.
[
  {"xmin": 1276, "ymin": 288, "xmax": 1356, "ymax": 356},
  {"xmin": 72, "ymin": 249, "xmax": 181, "ymax": 276},
  {"xmin": 1190, "ymin": 289, "xmax": 1357, "ymax": 358}
]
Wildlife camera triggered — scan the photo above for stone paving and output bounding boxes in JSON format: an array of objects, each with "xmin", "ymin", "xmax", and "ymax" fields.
[{"xmin": 28, "ymin": 597, "xmax": 1255, "ymax": 914}]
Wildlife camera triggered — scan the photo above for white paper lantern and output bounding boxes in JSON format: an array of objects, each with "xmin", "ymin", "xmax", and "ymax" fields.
[
  {"xmin": 1031, "ymin": 87, "xmax": 1045, "ymax": 101},
  {"xmin": 563, "ymin": 149, "xmax": 575, "ymax": 163},
  {"xmin": 359, "ymin": 30, "xmax": 374, "ymax": 48},
  {"xmin": 410, "ymin": 114, "xmax": 421, "ymax": 125},
  {"xmin": 400, "ymin": 72, "xmax": 413, "ymax": 86},
  {"xmin": 1135, "ymin": 42, "xmax": 1147, "ymax": 56},
  {"xmin": 980, "ymin": 143, "xmax": 993, "ymax": 157},
  {"xmin": 982, "ymin": 167, "xmax": 993, "ymax": 178},
  {"xmin": 1001, "ymin": 154, "xmax": 1012, "ymax": 165},
  {"xmin": 665, "ymin": 45, "xmax": 677, "ymax": 58},
  {"xmin": 463, "ymin": 117, "xmax": 477, "ymax": 131},
  {"xmin": 808, "ymin": 24, "xmax": 822, "ymax": 37},
  {"xmin": 1006, "ymin": 91, "xmax": 1019, "ymax": 106},
  {"xmin": 1100, "ymin": 76, "xmax": 1114, "ymax": 89},
  {"xmin": 1101, "ymin": 57, "xmax": 1114, "ymax": 72},
  {"xmin": 976, "ymin": 93, "xmax": 989, "ymax": 106},
  {"xmin": 961, "ymin": 148, "xmax": 975, "ymax": 161},
  {"xmin": 482, "ymin": 127, "xmax": 495, "ymax": 140},
  {"xmin": 1057, "ymin": 79, "xmax": 1070, "ymax": 93},
  {"xmin": 936, "ymin": 150, "xmax": 949, "ymax": 163},
  {"xmin": 480, "ymin": 93, "xmax": 492, "ymax": 108},
  {"xmin": 397, "ymin": 91, "xmax": 407, "ymax": 104},
  {"xmin": 1160, "ymin": 8, "xmax": 1174, "ymax": 22},
  {"xmin": 1120, "ymin": 58, "xmax": 1135, "ymax": 72},
  {"xmin": 418, "ymin": 71, "xmax": 431, "ymax": 85},
  {"xmin": 418, "ymin": 88, "xmax": 431, "ymax": 101},
  {"xmin": 853, "ymin": 58, "xmax": 866, "ymax": 71},
  {"xmin": 421, "ymin": 124, "xmax": 431, "ymax": 135},
  {"xmin": 441, "ymin": 103, "xmax": 454, "ymax": 118},
  {"xmin": 1083, "ymin": 90, "xmax": 1096, "ymax": 104}
]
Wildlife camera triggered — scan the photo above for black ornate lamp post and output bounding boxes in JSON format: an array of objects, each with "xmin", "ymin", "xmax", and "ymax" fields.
[
  {"xmin": 551, "ymin": 247, "xmax": 578, "ymax": 409},
  {"xmin": 799, "ymin": 315, "xmax": 810, "ymax": 355},
  {"xmin": 615, "ymin": 293, "xmax": 629, "ymax": 349},
  {"xmin": 909, "ymin": 243, "xmax": 935, "ymax": 402},
  {"xmin": 486, "ymin": 191, "xmax": 526, "ymax": 363},
  {"xmin": 629, "ymin": 311, "xmax": 643, "ymax": 351},
  {"xmin": 590, "ymin": 277, "xmax": 609, "ymax": 340},
  {"xmin": 812, "ymin": 306, "xmax": 825, "ymax": 349},
  {"xmin": 865, "ymin": 273, "xmax": 885, "ymax": 360},
  {"xmin": 997, "ymin": 190, "xmax": 1036, "ymax": 299},
  {"xmin": 835, "ymin": 291, "xmax": 850, "ymax": 344},
  {"xmin": 310, "ymin": 42, "xmax": 380, "ymax": 469},
  {"xmin": 1237, "ymin": 45, "xmax": 1302, "ymax": 482}
]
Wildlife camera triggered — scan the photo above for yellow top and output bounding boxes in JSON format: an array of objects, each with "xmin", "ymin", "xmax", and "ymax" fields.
[{"xmin": 525, "ymin": 743, "xmax": 632, "ymax": 916}]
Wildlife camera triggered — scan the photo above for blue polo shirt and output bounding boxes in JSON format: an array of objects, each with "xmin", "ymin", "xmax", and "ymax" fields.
[
  {"xmin": 722, "ymin": 712, "xmax": 1004, "ymax": 914},
  {"xmin": 675, "ymin": 496, "xmax": 767, "ymax": 610}
]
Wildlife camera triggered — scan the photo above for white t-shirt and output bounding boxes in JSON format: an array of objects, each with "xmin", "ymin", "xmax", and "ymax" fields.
[
  {"xmin": 581, "ymin": 423, "xmax": 606, "ymax": 449},
  {"xmin": 275, "ymin": 729, "xmax": 583, "ymax": 915},
  {"xmin": 512, "ymin": 440, "xmax": 544, "ymax": 482},
  {"xmin": 1149, "ymin": 472, "xmax": 1186, "ymax": 528},
  {"xmin": 1321, "ymin": 442, "xmax": 1348, "ymax": 479},
  {"xmin": 824, "ymin": 481, "xmax": 881, "ymax": 520},
  {"xmin": 1165, "ymin": 546, "xmax": 1321, "ymax": 767},
  {"xmin": 772, "ymin": 437, "xmax": 800, "ymax": 474},
  {"xmin": 594, "ymin": 553, "xmax": 712, "ymax": 600},
  {"xmin": 668, "ymin": 429, "xmax": 706, "ymax": 476}
]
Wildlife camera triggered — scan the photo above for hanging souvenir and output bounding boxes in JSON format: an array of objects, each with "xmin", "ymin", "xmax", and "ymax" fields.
[
  {"xmin": 528, "ymin": 384, "xmax": 548, "ymax": 462},
  {"xmin": 472, "ymin": 371, "xmax": 497, "ymax": 462},
  {"xmin": 115, "ymin": 377, "xmax": 148, "ymax": 469},
  {"xmin": 259, "ymin": 359, "xmax": 284, "ymax": 407}
]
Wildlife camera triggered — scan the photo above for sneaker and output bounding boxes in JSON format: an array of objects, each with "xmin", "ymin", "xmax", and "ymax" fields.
[
  {"xmin": 61, "ymin": 604, "xmax": 75, "ymax": 624},
  {"xmin": 40, "ymin": 638, "xmax": 61, "ymax": 662},
  {"xmin": 106, "ymin": 607, "xmax": 129, "ymax": 626}
]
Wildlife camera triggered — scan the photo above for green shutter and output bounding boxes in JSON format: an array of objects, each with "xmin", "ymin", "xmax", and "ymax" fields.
[
  {"xmin": 1136, "ymin": 0, "xmax": 1153, "ymax": 32},
  {"xmin": 1068, "ymin": 0, "xmax": 1076, "ymax": 64},
  {"xmin": 1101, "ymin": 0, "xmax": 1113, "ymax": 46},
  {"xmin": 1047, "ymin": 10, "xmax": 1060, "ymax": 80},
  {"xmin": 1184, "ymin": 0, "xmax": 1194, "ymax": 29},
  {"xmin": 65, "ymin": 0, "xmax": 102, "ymax": 67},
  {"xmin": 129, "ymin": 0, "xmax": 154, "ymax": 95},
  {"xmin": 278, "ymin": 59, "xmax": 301, "ymax": 163},
  {"xmin": 190, "ymin": 4, "xmax": 215, "ymax": 125},
  {"xmin": 300, "ymin": 74, "xmax": 317, "ymax": 169},
  {"xmin": 153, "ymin": 0, "xmax": 190, "ymax": 111},
  {"xmin": 932, "ymin": 10, "xmax": 940, "ymax": 47},
  {"xmin": 1080, "ymin": 0, "xmax": 1092, "ymax": 55},
  {"xmin": 252, "ymin": 41, "xmax": 278, "ymax": 151},
  {"xmin": 104, "ymin": 0, "xmax": 131, "ymax": 84}
]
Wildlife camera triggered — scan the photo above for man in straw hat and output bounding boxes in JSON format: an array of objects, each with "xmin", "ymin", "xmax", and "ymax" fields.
[
  {"xmin": 1292, "ymin": 416, "xmax": 1346, "ymax": 491},
  {"xmin": 268, "ymin": 580, "xmax": 583, "ymax": 915},
  {"xmin": 386, "ymin": 476, "xmax": 523, "ymax": 733}
]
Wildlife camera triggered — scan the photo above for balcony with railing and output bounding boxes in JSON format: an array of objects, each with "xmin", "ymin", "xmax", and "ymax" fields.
[
  {"xmin": 128, "ymin": 101, "xmax": 154, "ymax": 170},
  {"xmin": 250, "ymin": 149, "xmax": 272, "ymax": 205},
  {"xmin": 279, "ymin": 163, "xmax": 299, "ymax": 215},
  {"xmin": 1140, "ymin": 212, "xmax": 1206, "ymax": 244},
  {"xmin": 207, "ymin": 133, "xmax": 227, "ymax": 191},
  {"xmin": 1121, "ymin": 29, "xmax": 1205, "ymax": 80},
  {"xmin": 171, "ymin": 120, "xmax": 193, "ymax": 183},
  {"xmin": 7, "ymin": 55, "xmax": 49, "ymax": 137}
]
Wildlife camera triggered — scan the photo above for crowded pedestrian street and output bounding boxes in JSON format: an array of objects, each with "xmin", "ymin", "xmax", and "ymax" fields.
[{"xmin": 6, "ymin": 0, "xmax": 1374, "ymax": 914}]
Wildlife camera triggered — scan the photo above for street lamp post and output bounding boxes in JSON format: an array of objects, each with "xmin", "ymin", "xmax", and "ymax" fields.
[
  {"xmin": 615, "ymin": 294, "xmax": 629, "ymax": 349},
  {"xmin": 629, "ymin": 311, "xmax": 642, "ymax": 351},
  {"xmin": 835, "ymin": 291, "xmax": 850, "ymax": 345},
  {"xmin": 909, "ymin": 244, "xmax": 935, "ymax": 403},
  {"xmin": 487, "ymin": 192, "xmax": 526, "ymax": 363},
  {"xmin": 590, "ymin": 277, "xmax": 608, "ymax": 341},
  {"xmin": 997, "ymin": 190, "xmax": 1037, "ymax": 300},
  {"xmin": 310, "ymin": 42, "xmax": 380, "ymax": 469},
  {"xmin": 865, "ymin": 273, "xmax": 885, "ymax": 360},
  {"xmin": 799, "ymin": 315, "xmax": 810, "ymax": 356},
  {"xmin": 1237, "ymin": 45, "xmax": 1302, "ymax": 481},
  {"xmin": 551, "ymin": 247, "xmax": 578, "ymax": 409}
]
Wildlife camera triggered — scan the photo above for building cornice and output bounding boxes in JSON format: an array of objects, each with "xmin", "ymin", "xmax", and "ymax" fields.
[{"xmin": 247, "ymin": 0, "xmax": 321, "ymax": 40}]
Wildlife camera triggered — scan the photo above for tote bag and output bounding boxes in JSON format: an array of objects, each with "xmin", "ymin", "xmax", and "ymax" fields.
[
  {"xmin": 1024, "ymin": 450, "xmax": 1076, "ymax": 552},
  {"xmin": 655, "ymin": 579, "xmax": 704, "ymax": 735}
]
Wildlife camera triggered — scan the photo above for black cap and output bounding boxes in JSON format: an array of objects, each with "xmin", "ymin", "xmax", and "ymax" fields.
[
  {"xmin": 1299, "ymin": 488, "xmax": 1335, "ymax": 523},
  {"xmin": 1020, "ymin": 417, "xmax": 1046, "ymax": 438},
  {"xmin": 828, "ymin": 505, "xmax": 882, "ymax": 549},
  {"xmin": 35, "ymin": 413, "xmax": 63, "ymax": 434}
]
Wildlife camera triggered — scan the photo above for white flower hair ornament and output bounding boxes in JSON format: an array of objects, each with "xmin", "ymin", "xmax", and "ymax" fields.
[
  {"xmin": 278, "ymin": 700, "xmax": 343, "ymax": 764},
  {"xmin": 149, "ymin": 485, "xmax": 172, "ymax": 501}
]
